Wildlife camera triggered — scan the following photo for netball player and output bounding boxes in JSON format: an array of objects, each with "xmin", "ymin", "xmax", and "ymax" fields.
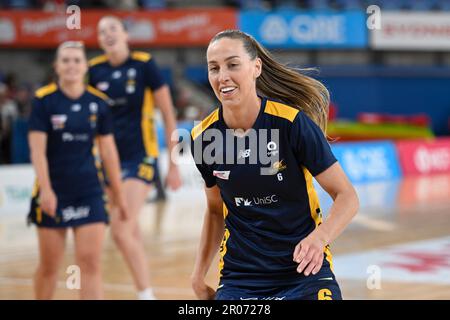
[
  {"xmin": 190, "ymin": 30, "xmax": 359, "ymax": 300},
  {"xmin": 28, "ymin": 41, "xmax": 127, "ymax": 299},
  {"xmin": 88, "ymin": 16, "xmax": 182, "ymax": 300}
]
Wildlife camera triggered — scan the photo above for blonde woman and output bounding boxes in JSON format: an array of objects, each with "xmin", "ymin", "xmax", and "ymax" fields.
[{"xmin": 28, "ymin": 41, "xmax": 127, "ymax": 299}]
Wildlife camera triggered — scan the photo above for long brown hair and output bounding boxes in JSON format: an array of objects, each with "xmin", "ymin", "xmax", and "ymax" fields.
[{"xmin": 209, "ymin": 30, "xmax": 330, "ymax": 134}]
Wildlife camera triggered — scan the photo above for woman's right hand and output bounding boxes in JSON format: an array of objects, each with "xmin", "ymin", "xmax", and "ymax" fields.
[
  {"xmin": 191, "ymin": 276, "xmax": 216, "ymax": 300},
  {"xmin": 40, "ymin": 187, "xmax": 57, "ymax": 217}
]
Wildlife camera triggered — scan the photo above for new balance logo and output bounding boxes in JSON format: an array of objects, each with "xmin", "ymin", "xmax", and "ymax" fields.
[{"xmin": 238, "ymin": 149, "xmax": 251, "ymax": 159}]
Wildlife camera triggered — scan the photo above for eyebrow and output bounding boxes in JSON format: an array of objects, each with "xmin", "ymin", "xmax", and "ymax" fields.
[{"xmin": 208, "ymin": 55, "xmax": 240, "ymax": 64}]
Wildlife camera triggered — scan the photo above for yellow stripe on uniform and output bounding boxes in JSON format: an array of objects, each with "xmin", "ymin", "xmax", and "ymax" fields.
[
  {"xmin": 36, "ymin": 206, "xmax": 42, "ymax": 224},
  {"xmin": 88, "ymin": 54, "xmax": 108, "ymax": 67},
  {"xmin": 264, "ymin": 100, "xmax": 299, "ymax": 122},
  {"xmin": 35, "ymin": 83, "xmax": 58, "ymax": 98},
  {"xmin": 142, "ymin": 89, "xmax": 159, "ymax": 157},
  {"xmin": 31, "ymin": 179, "xmax": 39, "ymax": 198},
  {"xmin": 92, "ymin": 142, "xmax": 105, "ymax": 183},
  {"xmin": 31, "ymin": 179, "xmax": 42, "ymax": 224},
  {"xmin": 223, "ymin": 203, "xmax": 228, "ymax": 219},
  {"xmin": 191, "ymin": 109, "xmax": 219, "ymax": 141},
  {"xmin": 324, "ymin": 245, "xmax": 334, "ymax": 271},
  {"xmin": 131, "ymin": 51, "xmax": 151, "ymax": 62},
  {"xmin": 303, "ymin": 167, "xmax": 334, "ymax": 271},
  {"xmin": 218, "ymin": 227, "xmax": 230, "ymax": 278},
  {"xmin": 86, "ymin": 85, "xmax": 109, "ymax": 101}
]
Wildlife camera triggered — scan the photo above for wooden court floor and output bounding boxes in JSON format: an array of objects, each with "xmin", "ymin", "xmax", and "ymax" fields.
[{"xmin": 1, "ymin": 174, "xmax": 450, "ymax": 300}]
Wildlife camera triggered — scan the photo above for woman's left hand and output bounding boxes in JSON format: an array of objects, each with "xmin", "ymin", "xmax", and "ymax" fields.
[
  {"xmin": 293, "ymin": 229, "xmax": 328, "ymax": 276},
  {"xmin": 165, "ymin": 164, "xmax": 182, "ymax": 190}
]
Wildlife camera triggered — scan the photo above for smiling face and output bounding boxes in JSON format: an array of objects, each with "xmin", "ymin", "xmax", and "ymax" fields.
[
  {"xmin": 206, "ymin": 37, "xmax": 262, "ymax": 110},
  {"xmin": 55, "ymin": 46, "xmax": 87, "ymax": 84},
  {"xmin": 97, "ymin": 16, "xmax": 129, "ymax": 54}
]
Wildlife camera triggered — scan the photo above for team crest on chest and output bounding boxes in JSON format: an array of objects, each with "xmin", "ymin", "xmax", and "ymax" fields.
[{"xmin": 51, "ymin": 114, "xmax": 67, "ymax": 130}]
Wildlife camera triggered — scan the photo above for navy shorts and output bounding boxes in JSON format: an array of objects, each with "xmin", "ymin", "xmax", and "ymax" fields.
[
  {"xmin": 104, "ymin": 156, "xmax": 159, "ymax": 186},
  {"xmin": 28, "ymin": 192, "xmax": 109, "ymax": 228},
  {"xmin": 215, "ymin": 272, "xmax": 342, "ymax": 300}
]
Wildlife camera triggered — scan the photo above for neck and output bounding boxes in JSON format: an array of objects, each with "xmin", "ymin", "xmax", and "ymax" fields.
[
  {"xmin": 107, "ymin": 47, "xmax": 130, "ymax": 67},
  {"xmin": 222, "ymin": 94, "xmax": 261, "ymax": 131},
  {"xmin": 58, "ymin": 80, "xmax": 85, "ymax": 100}
]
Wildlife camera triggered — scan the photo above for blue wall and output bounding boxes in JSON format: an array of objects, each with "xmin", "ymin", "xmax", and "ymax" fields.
[{"xmin": 319, "ymin": 66, "xmax": 450, "ymax": 135}]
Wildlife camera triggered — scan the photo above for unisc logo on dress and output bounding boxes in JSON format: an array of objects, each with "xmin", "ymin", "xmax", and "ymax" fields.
[{"xmin": 235, "ymin": 195, "xmax": 278, "ymax": 207}]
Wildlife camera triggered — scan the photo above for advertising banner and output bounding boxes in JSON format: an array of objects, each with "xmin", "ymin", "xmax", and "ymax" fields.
[
  {"xmin": 0, "ymin": 9, "xmax": 237, "ymax": 48},
  {"xmin": 371, "ymin": 12, "xmax": 450, "ymax": 50},
  {"xmin": 239, "ymin": 10, "xmax": 367, "ymax": 48},
  {"xmin": 396, "ymin": 138, "xmax": 450, "ymax": 175},
  {"xmin": 331, "ymin": 140, "xmax": 402, "ymax": 183}
]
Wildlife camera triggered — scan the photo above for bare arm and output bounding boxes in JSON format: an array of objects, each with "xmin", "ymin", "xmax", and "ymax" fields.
[
  {"xmin": 97, "ymin": 134, "xmax": 128, "ymax": 219},
  {"xmin": 294, "ymin": 162, "xmax": 359, "ymax": 276},
  {"xmin": 153, "ymin": 85, "xmax": 182, "ymax": 190},
  {"xmin": 191, "ymin": 185, "xmax": 225, "ymax": 299},
  {"xmin": 313, "ymin": 162, "xmax": 359, "ymax": 244},
  {"xmin": 28, "ymin": 131, "xmax": 57, "ymax": 216}
]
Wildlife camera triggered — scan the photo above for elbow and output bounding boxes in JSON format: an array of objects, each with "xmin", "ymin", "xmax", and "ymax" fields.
[
  {"xmin": 29, "ymin": 147, "xmax": 44, "ymax": 162},
  {"xmin": 207, "ymin": 207, "xmax": 224, "ymax": 219}
]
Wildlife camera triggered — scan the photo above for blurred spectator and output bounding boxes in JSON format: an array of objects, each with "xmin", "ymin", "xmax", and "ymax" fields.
[
  {"xmin": 0, "ymin": 82, "xmax": 19, "ymax": 164},
  {"xmin": 14, "ymin": 83, "xmax": 33, "ymax": 118},
  {"xmin": 3, "ymin": 72, "xmax": 18, "ymax": 99},
  {"xmin": 139, "ymin": 0, "xmax": 166, "ymax": 9},
  {"xmin": 103, "ymin": 0, "xmax": 138, "ymax": 10}
]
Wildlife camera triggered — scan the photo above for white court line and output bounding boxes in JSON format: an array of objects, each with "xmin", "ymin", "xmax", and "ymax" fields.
[
  {"xmin": 0, "ymin": 277, "xmax": 193, "ymax": 295},
  {"xmin": 351, "ymin": 214, "xmax": 396, "ymax": 232}
]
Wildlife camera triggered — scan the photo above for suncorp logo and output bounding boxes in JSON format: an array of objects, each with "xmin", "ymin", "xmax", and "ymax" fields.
[
  {"xmin": 414, "ymin": 147, "xmax": 450, "ymax": 174},
  {"xmin": 235, "ymin": 195, "xmax": 278, "ymax": 207},
  {"xmin": 62, "ymin": 206, "xmax": 90, "ymax": 222}
]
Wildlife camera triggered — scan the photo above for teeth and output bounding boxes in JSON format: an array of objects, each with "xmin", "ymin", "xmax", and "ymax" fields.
[{"xmin": 221, "ymin": 87, "xmax": 235, "ymax": 93}]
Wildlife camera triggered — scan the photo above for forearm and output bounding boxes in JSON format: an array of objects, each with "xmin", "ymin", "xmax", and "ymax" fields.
[
  {"xmin": 100, "ymin": 142, "xmax": 122, "ymax": 198},
  {"xmin": 192, "ymin": 210, "xmax": 225, "ymax": 279},
  {"xmin": 164, "ymin": 122, "xmax": 179, "ymax": 167},
  {"xmin": 316, "ymin": 189, "xmax": 359, "ymax": 245},
  {"xmin": 156, "ymin": 85, "xmax": 179, "ymax": 167}
]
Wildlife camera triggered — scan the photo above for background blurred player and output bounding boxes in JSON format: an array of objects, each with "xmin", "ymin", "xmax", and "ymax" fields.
[
  {"xmin": 190, "ymin": 30, "xmax": 359, "ymax": 300},
  {"xmin": 28, "ymin": 41, "xmax": 127, "ymax": 300},
  {"xmin": 88, "ymin": 16, "xmax": 182, "ymax": 300}
]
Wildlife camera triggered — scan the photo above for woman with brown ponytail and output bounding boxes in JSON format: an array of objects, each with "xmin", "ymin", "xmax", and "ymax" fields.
[{"xmin": 190, "ymin": 30, "xmax": 359, "ymax": 300}]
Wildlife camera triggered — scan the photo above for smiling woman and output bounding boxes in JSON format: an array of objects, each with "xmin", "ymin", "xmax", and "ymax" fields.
[
  {"xmin": 190, "ymin": 30, "xmax": 359, "ymax": 300},
  {"xmin": 88, "ymin": 15, "xmax": 182, "ymax": 300},
  {"xmin": 27, "ymin": 41, "xmax": 127, "ymax": 300}
]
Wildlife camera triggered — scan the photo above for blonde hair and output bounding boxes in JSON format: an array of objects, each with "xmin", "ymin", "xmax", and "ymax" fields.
[
  {"xmin": 55, "ymin": 41, "xmax": 86, "ymax": 59},
  {"xmin": 209, "ymin": 30, "xmax": 330, "ymax": 134}
]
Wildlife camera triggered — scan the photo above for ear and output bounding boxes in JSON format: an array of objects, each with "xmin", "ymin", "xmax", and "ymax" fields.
[{"xmin": 254, "ymin": 57, "xmax": 262, "ymax": 79}]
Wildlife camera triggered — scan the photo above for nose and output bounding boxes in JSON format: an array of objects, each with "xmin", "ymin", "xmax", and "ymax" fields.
[{"xmin": 218, "ymin": 68, "xmax": 230, "ymax": 83}]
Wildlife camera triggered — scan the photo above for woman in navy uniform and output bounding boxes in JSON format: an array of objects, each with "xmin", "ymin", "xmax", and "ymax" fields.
[
  {"xmin": 28, "ymin": 41, "xmax": 127, "ymax": 299},
  {"xmin": 190, "ymin": 30, "xmax": 359, "ymax": 300},
  {"xmin": 88, "ymin": 16, "xmax": 181, "ymax": 300}
]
